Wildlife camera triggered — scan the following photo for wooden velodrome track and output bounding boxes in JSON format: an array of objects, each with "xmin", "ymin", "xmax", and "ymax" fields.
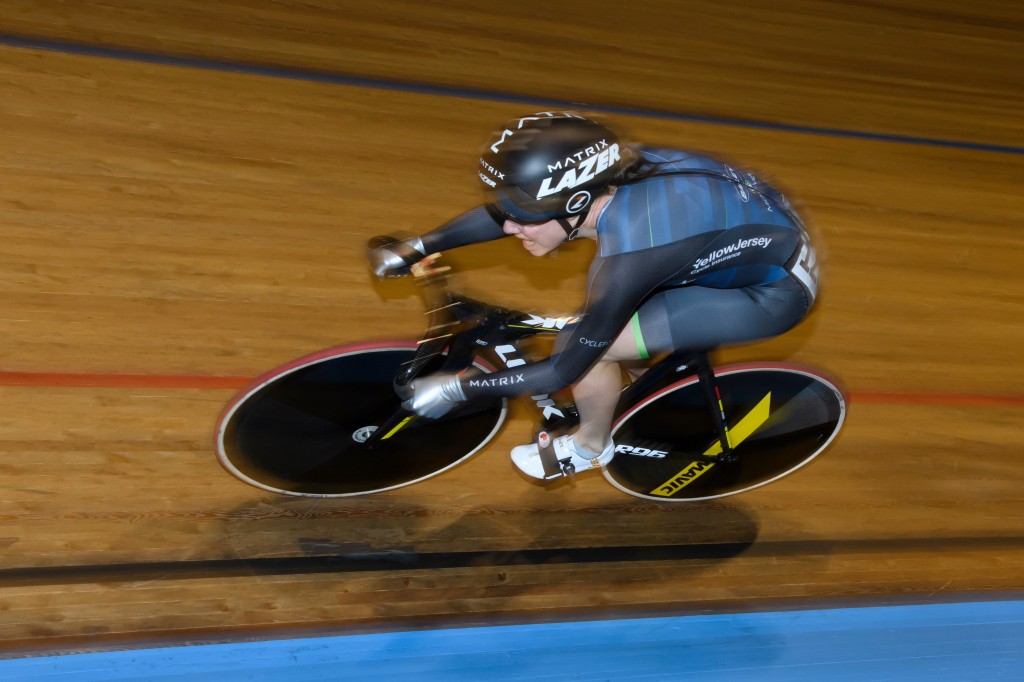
[{"xmin": 1, "ymin": 0, "xmax": 1022, "ymax": 656}]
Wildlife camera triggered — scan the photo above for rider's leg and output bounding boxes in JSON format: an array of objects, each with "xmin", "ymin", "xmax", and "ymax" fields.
[
  {"xmin": 570, "ymin": 325, "xmax": 642, "ymax": 455},
  {"xmin": 508, "ymin": 319, "xmax": 645, "ymax": 478},
  {"xmin": 512, "ymin": 279, "xmax": 810, "ymax": 478},
  {"xmin": 572, "ymin": 276, "xmax": 811, "ymax": 456}
]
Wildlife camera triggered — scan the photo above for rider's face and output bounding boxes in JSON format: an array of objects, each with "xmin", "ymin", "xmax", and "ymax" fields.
[{"xmin": 502, "ymin": 218, "xmax": 571, "ymax": 256}]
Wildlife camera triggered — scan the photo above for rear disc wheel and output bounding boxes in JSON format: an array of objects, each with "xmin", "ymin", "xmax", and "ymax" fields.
[{"xmin": 605, "ymin": 364, "xmax": 846, "ymax": 501}]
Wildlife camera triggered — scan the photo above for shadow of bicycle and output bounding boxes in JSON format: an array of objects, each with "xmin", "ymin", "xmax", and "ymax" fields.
[{"xmin": 201, "ymin": 490, "xmax": 769, "ymax": 594}]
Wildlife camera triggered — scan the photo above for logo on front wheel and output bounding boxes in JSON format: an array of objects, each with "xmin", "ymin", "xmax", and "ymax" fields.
[{"xmin": 352, "ymin": 426, "xmax": 378, "ymax": 443}]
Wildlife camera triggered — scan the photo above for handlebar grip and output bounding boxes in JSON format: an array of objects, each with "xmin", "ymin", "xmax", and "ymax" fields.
[{"xmin": 366, "ymin": 235, "xmax": 428, "ymax": 278}]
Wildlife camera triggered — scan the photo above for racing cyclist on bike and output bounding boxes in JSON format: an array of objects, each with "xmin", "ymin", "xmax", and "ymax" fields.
[{"xmin": 368, "ymin": 112, "xmax": 819, "ymax": 481}]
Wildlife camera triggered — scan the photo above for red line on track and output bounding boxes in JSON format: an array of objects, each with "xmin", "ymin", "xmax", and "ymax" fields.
[
  {"xmin": 2, "ymin": 372, "xmax": 1023, "ymax": 408},
  {"xmin": 0, "ymin": 371, "xmax": 250, "ymax": 390},
  {"xmin": 850, "ymin": 392, "xmax": 1024, "ymax": 408}
]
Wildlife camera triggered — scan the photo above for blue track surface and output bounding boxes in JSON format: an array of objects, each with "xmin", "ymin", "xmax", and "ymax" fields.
[{"xmin": 2, "ymin": 600, "xmax": 1022, "ymax": 681}]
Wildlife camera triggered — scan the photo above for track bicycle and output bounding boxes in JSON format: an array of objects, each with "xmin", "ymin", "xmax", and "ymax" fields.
[{"xmin": 215, "ymin": 237, "xmax": 846, "ymax": 501}]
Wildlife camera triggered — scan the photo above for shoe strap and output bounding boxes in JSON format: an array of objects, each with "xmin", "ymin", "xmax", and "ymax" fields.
[{"xmin": 536, "ymin": 431, "xmax": 565, "ymax": 479}]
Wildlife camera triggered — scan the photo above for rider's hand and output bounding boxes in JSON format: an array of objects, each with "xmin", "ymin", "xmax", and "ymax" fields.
[
  {"xmin": 367, "ymin": 236, "xmax": 427, "ymax": 279},
  {"xmin": 399, "ymin": 372, "xmax": 467, "ymax": 419}
]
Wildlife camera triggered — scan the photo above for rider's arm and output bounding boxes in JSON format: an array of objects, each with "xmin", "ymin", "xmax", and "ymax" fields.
[
  {"xmin": 418, "ymin": 204, "xmax": 507, "ymax": 253},
  {"xmin": 370, "ymin": 205, "xmax": 506, "ymax": 277},
  {"xmin": 403, "ymin": 235, "xmax": 719, "ymax": 417},
  {"xmin": 459, "ymin": 244, "xmax": 697, "ymax": 400}
]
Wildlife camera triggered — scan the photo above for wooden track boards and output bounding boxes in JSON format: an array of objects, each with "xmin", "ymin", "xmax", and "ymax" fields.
[{"xmin": 0, "ymin": 0, "xmax": 1021, "ymax": 653}]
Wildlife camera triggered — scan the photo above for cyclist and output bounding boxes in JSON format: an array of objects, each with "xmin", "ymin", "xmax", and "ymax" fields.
[{"xmin": 368, "ymin": 112, "xmax": 819, "ymax": 480}]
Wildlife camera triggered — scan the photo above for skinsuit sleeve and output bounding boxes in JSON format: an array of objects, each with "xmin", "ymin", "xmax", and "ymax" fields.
[
  {"xmin": 417, "ymin": 205, "xmax": 507, "ymax": 253},
  {"xmin": 460, "ymin": 236, "xmax": 711, "ymax": 399}
]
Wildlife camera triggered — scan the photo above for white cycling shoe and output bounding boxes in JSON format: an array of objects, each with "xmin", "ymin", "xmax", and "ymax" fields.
[{"xmin": 510, "ymin": 434, "xmax": 615, "ymax": 480}]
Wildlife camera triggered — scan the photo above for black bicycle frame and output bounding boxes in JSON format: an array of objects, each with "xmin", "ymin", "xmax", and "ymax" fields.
[
  {"xmin": 362, "ymin": 268, "xmax": 737, "ymax": 465},
  {"xmin": 616, "ymin": 350, "xmax": 738, "ymax": 464}
]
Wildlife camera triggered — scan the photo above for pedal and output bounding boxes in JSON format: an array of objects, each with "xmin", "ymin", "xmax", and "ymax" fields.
[{"xmin": 558, "ymin": 457, "xmax": 576, "ymax": 479}]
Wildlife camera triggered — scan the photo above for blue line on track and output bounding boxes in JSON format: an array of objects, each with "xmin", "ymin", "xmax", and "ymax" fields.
[{"xmin": 2, "ymin": 34, "xmax": 1022, "ymax": 156}]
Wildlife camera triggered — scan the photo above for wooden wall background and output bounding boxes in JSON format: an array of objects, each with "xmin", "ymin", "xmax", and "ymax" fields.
[{"xmin": 0, "ymin": 0, "xmax": 1021, "ymax": 655}]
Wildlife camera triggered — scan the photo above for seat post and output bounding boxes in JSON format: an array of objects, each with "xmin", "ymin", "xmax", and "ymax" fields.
[{"xmin": 692, "ymin": 353, "xmax": 736, "ymax": 463}]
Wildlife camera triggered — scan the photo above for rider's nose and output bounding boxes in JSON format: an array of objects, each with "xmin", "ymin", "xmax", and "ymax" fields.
[{"xmin": 502, "ymin": 221, "xmax": 521, "ymax": 235}]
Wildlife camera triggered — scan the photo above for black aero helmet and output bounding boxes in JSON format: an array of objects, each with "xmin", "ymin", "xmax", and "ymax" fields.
[{"xmin": 479, "ymin": 112, "xmax": 623, "ymax": 224}]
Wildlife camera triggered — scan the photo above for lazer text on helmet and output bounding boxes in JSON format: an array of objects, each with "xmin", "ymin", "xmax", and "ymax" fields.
[{"xmin": 536, "ymin": 142, "xmax": 620, "ymax": 199}]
